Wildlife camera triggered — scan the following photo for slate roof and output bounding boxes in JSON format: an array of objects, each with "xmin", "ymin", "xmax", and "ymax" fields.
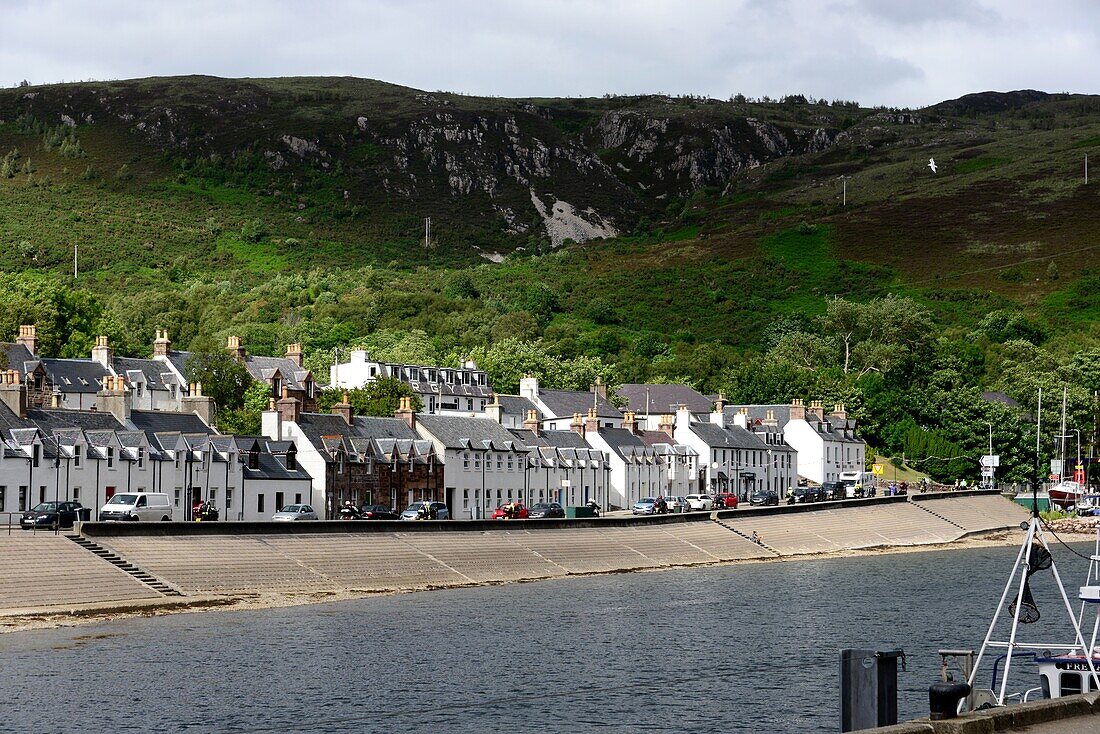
[
  {"xmin": 690, "ymin": 421, "xmax": 772, "ymax": 451},
  {"xmin": 723, "ymin": 404, "xmax": 792, "ymax": 431},
  {"xmin": 537, "ymin": 389, "xmax": 622, "ymax": 420},
  {"xmin": 233, "ymin": 436, "xmax": 312, "ymax": 481},
  {"xmin": 416, "ymin": 414, "xmax": 528, "ymax": 451},
  {"xmin": 0, "ymin": 343, "xmax": 35, "ymax": 375},
  {"xmin": 114, "ymin": 357, "xmax": 179, "ymax": 391},
  {"xmin": 617, "ymin": 384, "xmax": 713, "ymax": 415},
  {"xmin": 27, "ymin": 408, "xmax": 123, "ymax": 433},
  {"xmin": 244, "ymin": 355, "xmax": 314, "ymax": 391},
  {"xmin": 161, "ymin": 351, "xmax": 193, "ymax": 381},
  {"xmin": 497, "ymin": 395, "xmax": 541, "ymax": 419},
  {"xmin": 294, "ymin": 412, "xmax": 417, "ymax": 449},
  {"xmin": 508, "ymin": 428, "xmax": 588, "ymax": 449},
  {"xmin": 40, "ymin": 359, "xmax": 110, "ymax": 394},
  {"xmin": 128, "ymin": 410, "xmax": 215, "ymax": 444}
]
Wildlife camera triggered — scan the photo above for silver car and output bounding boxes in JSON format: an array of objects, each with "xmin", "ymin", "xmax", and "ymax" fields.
[{"xmin": 272, "ymin": 504, "xmax": 318, "ymax": 521}]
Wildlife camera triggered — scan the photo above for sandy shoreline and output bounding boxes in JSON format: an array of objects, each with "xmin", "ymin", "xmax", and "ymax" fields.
[{"xmin": 6, "ymin": 528, "xmax": 1081, "ymax": 636}]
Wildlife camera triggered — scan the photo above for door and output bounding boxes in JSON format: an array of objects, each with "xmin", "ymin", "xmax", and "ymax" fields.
[{"xmin": 105, "ymin": 486, "xmax": 116, "ymax": 501}]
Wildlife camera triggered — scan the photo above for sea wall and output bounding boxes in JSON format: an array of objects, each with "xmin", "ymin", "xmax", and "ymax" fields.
[{"xmin": 64, "ymin": 492, "xmax": 1027, "ymax": 599}]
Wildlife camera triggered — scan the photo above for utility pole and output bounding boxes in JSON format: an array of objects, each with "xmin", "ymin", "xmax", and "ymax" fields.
[
  {"xmin": 1087, "ymin": 155, "xmax": 1090, "ymax": 185},
  {"xmin": 73, "ymin": 244, "xmax": 78, "ymax": 279},
  {"xmin": 841, "ymin": 176, "xmax": 847, "ymax": 207},
  {"xmin": 424, "ymin": 216, "xmax": 431, "ymax": 252}
]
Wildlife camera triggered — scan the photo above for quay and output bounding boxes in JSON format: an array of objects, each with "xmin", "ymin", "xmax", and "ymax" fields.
[
  {"xmin": 861, "ymin": 692, "xmax": 1100, "ymax": 733},
  {"xmin": 0, "ymin": 490, "xmax": 1026, "ymax": 622}
]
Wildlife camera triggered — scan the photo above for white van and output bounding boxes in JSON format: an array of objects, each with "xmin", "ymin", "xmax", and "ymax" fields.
[
  {"xmin": 99, "ymin": 492, "xmax": 173, "ymax": 522},
  {"xmin": 839, "ymin": 471, "xmax": 877, "ymax": 498}
]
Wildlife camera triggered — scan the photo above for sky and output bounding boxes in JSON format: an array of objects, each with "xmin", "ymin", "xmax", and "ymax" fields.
[{"xmin": 0, "ymin": 0, "xmax": 1097, "ymax": 108}]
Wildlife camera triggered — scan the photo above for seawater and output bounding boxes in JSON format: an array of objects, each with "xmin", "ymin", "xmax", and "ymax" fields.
[{"xmin": 0, "ymin": 542, "xmax": 1090, "ymax": 733}]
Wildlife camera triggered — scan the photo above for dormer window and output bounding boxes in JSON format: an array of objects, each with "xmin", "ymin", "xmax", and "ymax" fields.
[
  {"xmin": 286, "ymin": 449, "xmax": 297, "ymax": 471},
  {"xmin": 248, "ymin": 451, "xmax": 259, "ymax": 470},
  {"xmin": 107, "ymin": 447, "xmax": 114, "ymax": 468},
  {"xmin": 272, "ymin": 377, "xmax": 282, "ymax": 398},
  {"xmin": 74, "ymin": 444, "xmax": 81, "ymax": 467}
]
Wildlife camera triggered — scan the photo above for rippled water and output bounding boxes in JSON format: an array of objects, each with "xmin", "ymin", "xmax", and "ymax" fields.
[{"xmin": 1, "ymin": 542, "xmax": 1092, "ymax": 733}]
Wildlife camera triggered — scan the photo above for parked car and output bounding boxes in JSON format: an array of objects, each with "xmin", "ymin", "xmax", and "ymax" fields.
[
  {"xmin": 400, "ymin": 501, "xmax": 450, "ymax": 521},
  {"xmin": 100, "ymin": 492, "xmax": 173, "ymax": 522},
  {"xmin": 528, "ymin": 502, "xmax": 565, "ymax": 519},
  {"xmin": 788, "ymin": 487, "xmax": 819, "ymax": 504},
  {"xmin": 713, "ymin": 492, "xmax": 740, "ymax": 509},
  {"xmin": 21, "ymin": 501, "xmax": 84, "ymax": 530},
  {"xmin": 271, "ymin": 504, "xmax": 318, "ymax": 521},
  {"xmin": 491, "ymin": 502, "xmax": 529, "ymax": 520},
  {"xmin": 821, "ymin": 481, "xmax": 845, "ymax": 501},
  {"xmin": 685, "ymin": 494, "xmax": 714, "ymax": 511},
  {"xmin": 632, "ymin": 497, "xmax": 659, "ymax": 515},
  {"xmin": 803, "ymin": 486, "xmax": 825, "ymax": 503},
  {"xmin": 360, "ymin": 504, "xmax": 399, "ymax": 520},
  {"xmin": 750, "ymin": 489, "xmax": 779, "ymax": 506},
  {"xmin": 665, "ymin": 495, "xmax": 690, "ymax": 513}
]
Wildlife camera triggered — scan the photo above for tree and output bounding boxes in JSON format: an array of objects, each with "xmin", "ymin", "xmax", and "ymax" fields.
[
  {"xmin": 316, "ymin": 377, "xmax": 422, "ymax": 417},
  {"xmin": 185, "ymin": 352, "xmax": 253, "ymax": 412},
  {"xmin": 216, "ymin": 381, "xmax": 271, "ymax": 435}
]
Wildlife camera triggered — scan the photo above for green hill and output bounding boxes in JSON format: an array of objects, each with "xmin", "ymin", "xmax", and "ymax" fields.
[{"xmin": 0, "ymin": 77, "xmax": 1098, "ymax": 481}]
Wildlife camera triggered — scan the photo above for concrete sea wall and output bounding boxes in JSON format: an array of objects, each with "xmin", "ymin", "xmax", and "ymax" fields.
[{"xmin": 79, "ymin": 491, "xmax": 1024, "ymax": 597}]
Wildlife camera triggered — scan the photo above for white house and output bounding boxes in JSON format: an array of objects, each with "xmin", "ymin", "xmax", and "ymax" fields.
[
  {"xmin": 725, "ymin": 399, "xmax": 865, "ymax": 485},
  {"xmin": 329, "ymin": 349, "xmax": 491, "ymax": 415}
]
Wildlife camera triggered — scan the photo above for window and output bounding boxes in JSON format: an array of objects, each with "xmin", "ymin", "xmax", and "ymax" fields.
[
  {"xmin": 138, "ymin": 448, "xmax": 145, "ymax": 468},
  {"xmin": 463, "ymin": 489, "xmax": 469, "ymax": 509},
  {"xmin": 507, "ymin": 456, "xmax": 513, "ymax": 471},
  {"xmin": 175, "ymin": 452, "xmax": 180, "ymax": 469},
  {"xmin": 39, "ymin": 486, "xmax": 46, "ymax": 504},
  {"xmin": 1061, "ymin": 672, "xmax": 1083, "ymax": 696},
  {"xmin": 474, "ymin": 454, "xmax": 481, "ymax": 470},
  {"xmin": 275, "ymin": 492, "xmax": 284, "ymax": 511},
  {"xmin": 248, "ymin": 451, "xmax": 259, "ymax": 470},
  {"xmin": 73, "ymin": 487, "xmax": 80, "ymax": 501},
  {"xmin": 463, "ymin": 453, "xmax": 469, "ymax": 469},
  {"xmin": 209, "ymin": 489, "xmax": 217, "ymax": 503},
  {"xmin": 74, "ymin": 444, "xmax": 81, "ymax": 467},
  {"xmin": 496, "ymin": 455, "xmax": 503, "ymax": 470},
  {"xmin": 107, "ymin": 447, "xmax": 114, "ymax": 468},
  {"xmin": 32, "ymin": 444, "xmax": 40, "ymax": 467},
  {"xmin": 295, "ymin": 493, "xmax": 302, "ymax": 504},
  {"xmin": 257, "ymin": 494, "xmax": 265, "ymax": 513},
  {"xmin": 0, "ymin": 486, "xmax": 5, "ymax": 510},
  {"xmin": 136, "ymin": 382, "xmax": 144, "ymax": 397},
  {"xmin": 19, "ymin": 486, "xmax": 27, "ymax": 511},
  {"xmin": 467, "ymin": 399, "xmax": 473, "ymax": 410},
  {"xmin": 226, "ymin": 489, "xmax": 233, "ymax": 509},
  {"xmin": 286, "ymin": 451, "xmax": 297, "ymax": 471}
]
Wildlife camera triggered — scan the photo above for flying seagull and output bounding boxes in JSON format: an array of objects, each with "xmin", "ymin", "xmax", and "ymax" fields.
[{"xmin": 928, "ymin": 157, "xmax": 937, "ymax": 173}]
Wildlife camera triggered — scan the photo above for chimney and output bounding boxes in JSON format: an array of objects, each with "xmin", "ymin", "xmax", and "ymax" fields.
[
  {"xmin": 589, "ymin": 377, "xmax": 608, "ymax": 401},
  {"xmin": 16, "ymin": 325, "xmax": 39, "ymax": 355},
  {"xmin": 714, "ymin": 391, "xmax": 727, "ymax": 413},
  {"xmin": 484, "ymin": 393, "xmax": 503, "ymax": 423},
  {"xmin": 261, "ymin": 399, "xmax": 282, "ymax": 440},
  {"xmin": 523, "ymin": 409, "xmax": 540, "ymax": 436},
  {"xmin": 91, "ymin": 335, "xmax": 113, "ymax": 367},
  {"xmin": 658, "ymin": 413, "xmax": 675, "ymax": 438},
  {"xmin": 285, "ymin": 342, "xmax": 303, "ymax": 368},
  {"xmin": 675, "ymin": 404, "xmax": 692, "ymax": 433},
  {"xmin": 519, "ymin": 374, "xmax": 539, "ymax": 400},
  {"xmin": 570, "ymin": 412, "xmax": 585, "ymax": 437},
  {"xmin": 808, "ymin": 400, "xmax": 825, "ymax": 422},
  {"xmin": 181, "ymin": 382, "xmax": 215, "ymax": 426},
  {"xmin": 790, "ymin": 397, "xmax": 806, "ymax": 422},
  {"xmin": 395, "ymin": 396, "xmax": 415, "ymax": 429},
  {"xmin": 226, "ymin": 335, "xmax": 247, "ymax": 362},
  {"xmin": 50, "ymin": 390, "xmax": 62, "ymax": 409},
  {"xmin": 762, "ymin": 409, "xmax": 778, "ymax": 428},
  {"xmin": 830, "ymin": 403, "xmax": 848, "ymax": 421},
  {"xmin": 331, "ymin": 391, "xmax": 353, "ymax": 425},
  {"xmin": 97, "ymin": 374, "xmax": 131, "ymax": 424},
  {"xmin": 732, "ymin": 407, "xmax": 749, "ymax": 430},
  {"xmin": 622, "ymin": 410, "xmax": 639, "ymax": 436},
  {"xmin": 710, "ymin": 403, "xmax": 725, "ymax": 427},
  {"xmin": 585, "ymin": 406, "xmax": 599, "ymax": 435},
  {"xmin": 153, "ymin": 329, "xmax": 172, "ymax": 358},
  {"xmin": 276, "ymin": 385, "xmax": 301, "ymax": 425},
  {"xmin": 0, "ymin": 370, "xmax": 28, "ymax": 418}
]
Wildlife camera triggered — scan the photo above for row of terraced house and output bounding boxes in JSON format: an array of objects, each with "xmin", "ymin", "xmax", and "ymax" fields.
[{"xmin": 0, "ymin": 326, "xmax": 864, "ymax": 522}]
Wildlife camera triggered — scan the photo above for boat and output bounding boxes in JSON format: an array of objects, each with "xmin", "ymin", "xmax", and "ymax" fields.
[
  {"xmin": 1048, "ymin": 480, "xmax": 1084, "ymax": 510},
  {"xmin": 1013, "ymin": 487, "xmax": 1050, "ymax": 512}
]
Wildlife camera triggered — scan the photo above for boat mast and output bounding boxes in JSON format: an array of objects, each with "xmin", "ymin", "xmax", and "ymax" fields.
[{"xmin": 1061, "ymin": 386, "xmax": 1068, "ymax": 484}]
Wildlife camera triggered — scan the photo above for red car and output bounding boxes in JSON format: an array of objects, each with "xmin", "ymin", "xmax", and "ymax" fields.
[
  {"xmin": 713, "ymin": 493, "xmax": 739, "ymax": 509},
  {"xmin": 491, "ymin": 503, "xmax": 529, "ymax": 519}
]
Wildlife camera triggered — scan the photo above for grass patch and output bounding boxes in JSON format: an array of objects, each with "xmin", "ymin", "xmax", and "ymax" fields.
[
  {"xmin": 760, "ymin": 223, "xmax": 836, "ymax": 278},
  {"xmin": 1072, "ymin": 136, "xmax": 1100, "ymax": 148},
  {"xmin": 218, "ymin": 235, "xmax": 288, "ymax": 272},
  {"xmin": 955, "ymin": 156, "xmax": 1011, "ymax": 174}
]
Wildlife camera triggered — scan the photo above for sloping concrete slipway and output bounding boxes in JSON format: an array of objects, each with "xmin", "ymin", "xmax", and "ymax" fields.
[{"xmin": 0, "ymin": 492, "xmax": 1028, "ymax": 617}]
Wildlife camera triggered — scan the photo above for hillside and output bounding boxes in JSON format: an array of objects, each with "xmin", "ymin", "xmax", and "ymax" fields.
[{"xmin": 0, "ymin": 77, "xmax": 1098, "ymax": 481}]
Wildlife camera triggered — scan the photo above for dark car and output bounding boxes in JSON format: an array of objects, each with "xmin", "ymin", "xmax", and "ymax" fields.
[
  {"xmin": 360, "ymin": 504, "xmax": 399, "ymax": 520},
  {"xmin": 821, "ymin": 481, "xmax": 845, "ymax": 501},
  {"xmin": 749, "ymin": 489, "xmax": 779, "ymax": 506},
  {"xmin": 21, "ymin": 501, "xmax": 84, "ymax": 530},
  {"xmin": 803, "ymin": 486, "xmax": 825, "ymax": 503},
  {"xmin": 787, "ymin": 487, "xmax": 814, "ymax": 504},
  {"xmin": 528, "ymin": 502, "xmax": 565, "ymax": 519}
]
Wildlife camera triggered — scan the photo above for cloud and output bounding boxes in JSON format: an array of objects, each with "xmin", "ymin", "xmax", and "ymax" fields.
[{"xmin": 0, "ymin": 0, "xmax": 1096, "ymax": 108}]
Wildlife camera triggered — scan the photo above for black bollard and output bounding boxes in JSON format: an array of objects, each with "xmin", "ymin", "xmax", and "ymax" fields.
[{"xmin": 928, "ymin": 681, "xmax": 971, "ymax": 720}]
